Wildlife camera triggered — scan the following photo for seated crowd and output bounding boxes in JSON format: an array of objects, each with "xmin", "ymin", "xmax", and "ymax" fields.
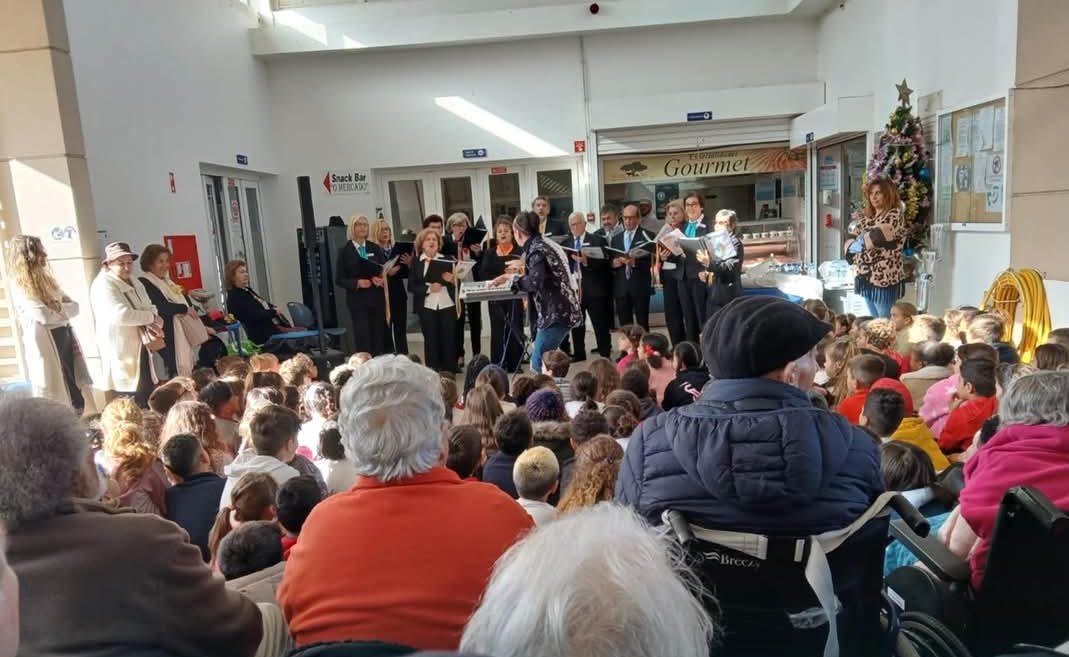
[{"xmin": 1, "ymin": 294, "xmax": 1068, "ymax": 657}]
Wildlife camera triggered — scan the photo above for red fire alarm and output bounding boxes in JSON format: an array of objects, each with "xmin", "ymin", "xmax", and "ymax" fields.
[
  {"xmin": 574, "ymin": 140, "xmax": 587, "ymax": 153},
  {"xmin": 824, "ymin": 213, "xmax": 833, "ymax": 228}
]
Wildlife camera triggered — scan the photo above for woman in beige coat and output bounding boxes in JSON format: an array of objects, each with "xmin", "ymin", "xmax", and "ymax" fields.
[
  {"xmin": 89, "ymin": 242, "xmax": 162, "ymax": 407},
  {"xmin": 7, "ymin": 235, "xmax": 94, "ymax": 413}
]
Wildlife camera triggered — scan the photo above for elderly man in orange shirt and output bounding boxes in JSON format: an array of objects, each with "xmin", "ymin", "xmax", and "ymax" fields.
[{"xmin": 279, "ymin": 355, "xmax": 533, "ymax": 652}]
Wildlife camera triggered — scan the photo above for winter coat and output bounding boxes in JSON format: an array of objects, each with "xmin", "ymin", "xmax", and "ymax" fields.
[
  {"xmin": 616, "ymin": 377, "xmax": 884, "ymax": 533},
  {"xmin": 890, "ymin": 417, "xmax": 951, "ymax": 472},
  {"xmin": 220, "ymin": 452, "xmax": 300, "ymax": 509},
  {"xmin": 662, "ymin": 368, "xmax": 710, "ymax": 411},
  {"xmin": 901, "ymin": 364, "xmax": 954, "ymax": 410},
  {"xmin": 532, "ymin": 420, "xmax": 574, "ymax": 504},
  {"xmin": 10, "ymin": 286, "xmax": 93, "ymax": 407},
  {"xmin": 638, "ymin": 396, "xmax": 663, "ymax": 420},
  {"xmin": 89, "ymin": 270, "xmax": 158, "ymax": 392}
]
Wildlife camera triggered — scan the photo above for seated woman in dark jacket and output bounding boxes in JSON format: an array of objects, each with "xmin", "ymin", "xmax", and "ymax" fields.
[
  {"xmin": 224, "ymin": 260, "xmax": 297, "ymax": 345},
  {"xmin": 616, "ymin": 296, "xmax": 883, "ymax": 535}
]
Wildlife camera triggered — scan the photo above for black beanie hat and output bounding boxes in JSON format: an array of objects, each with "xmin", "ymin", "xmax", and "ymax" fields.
[{"xmin": 702, "ymin": 296, "xmax": 832, "ymax": 379}]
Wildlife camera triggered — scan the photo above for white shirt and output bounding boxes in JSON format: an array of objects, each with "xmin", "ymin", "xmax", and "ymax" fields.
[
  {"xmin": 422, "ymin": 256, "xmax": 454, "ymax": 311},
  {"xmin": 518, "ymin": 497, "xmax": 558, "ymax": 525}
]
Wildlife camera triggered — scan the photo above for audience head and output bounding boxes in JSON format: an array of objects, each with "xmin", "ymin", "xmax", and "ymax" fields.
[
  {"xmin": 1000, "ymin": 370, "xmax": 1069, "ymax": 427},
  {"xmin": 248, "ymin": 404, "xmax": 300, "ymax": 461},
  {"xmin": 909, "ymin": 314, "xmax": 947, "ymax": 343},
  {"xmin": 512, "ymin": 446, "xmax": 559, "ymax": 502},
  {"xmin": 860, "ymin": 388, "xmax": 906, "ymax": 437},
  {"xmin": 466, "ymin": 384, "xmax": 504, "ymax": 453},
  {"xmin": 147, "ymin": 380, "xmax": 192, "ymax": 416},
  {"xmin": 199, "ymin": 380, "xmax": 237, "ymax": 418},
  {"xmin": 245, "ymin": 386, "xmax": 282, "ymax": 410},
  {"xmin": 531, "ymin": 372, "xmax": 558, "ymax": 392},
  {"xmin": 475, "ymin": 365, "xmax": 510, "ymax": 401},
  {"xmin": 880, "ymin": 441, "xmax": 935, "ymax": 492},
  {"xmin": 216, "ymin": 521, "xmax": 283, "ymax": 581},
  {"xmin": 1034, "ymin": 343, "xmax": 1069, "ymax": 371},
  {"xmin": 802, "ymin": 298, "xmax": 831, "ymax": 322},
  {"xmin": 510, "ymin": 374, "xmax": 538, "ymax": 407},
  {"xmin": 316, "ymin": 421, "xmax": 345, "ymax": 461},
  {"xmin": 276, "ymin": 476, "xmax": 322, "ymax": 536},
  {"xmin": 890, "ymin": 301, "xmax": 917, "ymax": 332},
  {"xmin": 569, "ymin": 371, "xmax": 598, "ymax": 408},
  {"xmin": 461, "ymin": 503, "xmax": 713, "ymax": 657},
  {"xmin": 603, "ymin": 404, "xmax": 639, "ymax": 440},
  {"xmin": 160, "ymin": 433, "xmax": 211, "ymax": 482},
  {"xmin": 673, "ymin": 341, "xmax": 702, "ymax": 373},
  {"xmin": 249, "ymin": 353, "xmax": 279, "ymax": 373},
  {"xmin": 966, "ymin": 313, "xmax": 1006, "ymax": 346},
  {"xmin": 639, "ymin": 333, "xmax": 671, "ymax": 369},
  {"xmin": 208, "ymin": 472, "xmax": 278, "ymax": 563},
  {"xmin": 281, "ymin": 385, "xmax": 300, "ymax": 414},
  {"xmin": 702, "ymin": 296, "xmax": 831, "ymax": 381},
  {"xmin": 861, "ymin": 318, "xmax": 897, "ymax": 351},
  {"xmin": 833, "ymin": 313, "xmax": 853, "ymax": 337},
  {"xmin": 463, "ymin": 355, "xmax": 492, "ymax": 398},
  {"xmin": 163, "ymin": 401, "xmax": 225, "ymax": 456},
  {"xmin": 303, "ymin": 382, "xmax": 338, "ymax": 421},
  {"xmin": 340, "ymin": 355, "xmax": 445, "ymax": 483},
  {"xmin": 572, "ymin": 409, "xmax": 611, "ymax": 445},
  {"xmin": 494, "ymin": 410, "xmax": 534, "ymax": 457},
  {"xmin": 587, "ymin": 357, "xmax": 620, "ymax": 402},
  {"xmin": 1048, "ymin": 328, "xmax": 1069, "ymax": 351},
  {"xmin": 0, "ymin": 398, "xmax": 91, "ymax": 528},
  {"xmin": 244, "ymin": 370, "xmax": 283, "ymax": 395},
  {"xmin": 279, "ymin": 358, "xmax": 310, "ymax": 388},
  {"xmin": 956, "ymin": 342, "xmax": 998, "ymax": 369},
  {"xmin": 871, "ymin": 377, "xmax": 915, "ymax": 415},
  {"xmin": 823, "ymin": 337, "xmax": 852, "ymax": 377},
  {"xmin": 604, "ymin": 390, "xmax": 642, "ymax": 421},
  {"xmin": 617, "ymin": 324, "xmax": 645, "ymax": 355},
  {"xmin": 439, "ymin": 375, "xmax": 459, "ymax": 421},
  {"xmin": 959, "ymin": 358, "xmax": 998, "ymax": 399},
  {"xmin": 525, "ymin": 389, "xmax": 567, "ymax": 423},
  {"xmin": 100, "ymin": 397, "xmax": 142, "ymax": 437},
  {"xmin": 558, "ymin": 436, "xmax": 624, "ymax": 514},
  {"xmin": 289, "ymin": 353, "xmax": 317, "ymax": 380},
  {"xmin": 329, "ymin": 363, "xmax": 355, "ymax": 388},
  {"xmin": 104, "ymin": 421, "xmax": 155, "ymax": 485},
  {"xmin": 140, "ymin": 410, "xmax": 164, "ymax": 451},
  {"xmin": 215, "ymin": 355, "xmax": 248, "ymax": 378},
  {"xmin": 916, "ymin": 341, "xmax": 955, "ymax": 368},
  {"xmin": 848, "ymin": 354, "xmax": 886, "ymax": 390},
  {"xmin": 954, "ymin": 306, "xmax": 982, "ymax": 343},
  {"xmin": 620, "ymin": 366, "xmax": 652, "ymax": 401},
  {"xmin": 446, "ymin": 425, "xmax": 483, "ymax": 479},
  {"xmin": 541, "ymin": 349, "xmax": 571, "ymax": 379}
]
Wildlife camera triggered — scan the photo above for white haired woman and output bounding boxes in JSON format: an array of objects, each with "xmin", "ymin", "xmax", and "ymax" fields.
[
  {"xmin": 940, "ymin": 370, "xmax": 1069, "ymax": 591},
  {"xmin": 6, "ymin": 235, "xmax": 94, "ymax": 413},
  {"xmin": 0, "ymin": 397, "xmax": 262, "ymax": 656},
  {"xmin": 279, "ymin": 355, "xmax": 532, "ymax": 652},
  {"xmin": 461, "ymin": 503, "xmax": 715, "ymax": 657},
  {"xmin": 335, "ymin": 214, "xmax": 388, "ymax": 355}
]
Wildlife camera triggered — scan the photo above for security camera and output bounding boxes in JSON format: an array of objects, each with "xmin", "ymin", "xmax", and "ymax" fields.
[{"xmin": 589, "ymin": 3, "xmax": 600, "ymax": 14}]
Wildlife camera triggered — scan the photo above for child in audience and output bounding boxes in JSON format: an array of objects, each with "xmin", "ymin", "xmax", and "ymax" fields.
[
  {"xmin": 446, "ymin": 424, "xmax": 483, "ymax": 481},
  {"xmin": 297, "ymin": 382, "xmax": 337, "ymax": 459},
  {"xmin": 199, "ymin": 380, "xmax": 242, "ymax": 454},
  {"xmin": 859, "ymin": 387, "xmax": 905, "ymax": 442},
  {"xmin": 557, "ymin": 436, "xmax": 624, "ymax": 514},
  {"xmin": 939, "ymin": 358, "xmax": 998, "ymax": 455},
  {"xmin": 104, "ymin": 420, "xmax": 170, "ymax": 515},
  {"xmin": 439, "ymin": 375, "xmax": 459, "ymax": 424},
  {"xmin": 920, "ymin": 342, "xmax": 998, "ymax": 436},
  {"xmin": 220, "ymin": 404, "xmax": 301, "ymax": 509},
  {"xmin": 513, "ymin": 446, "xmax": 560, "ymax": 525},
  {"xmin": 163, "ymin": 400, "xmax": 235, "ymax": 476},
  {"xmin": 565, "ymin": 371, "xmax": 601, "ymax": 418},
  {"xmin": 586, "ymin": 357, "xmax": 620, "ymax": 403},
  {"xmin": 890, "ymin": 301, "xmax": 917, "ymax": 356},
  {"xmin": 662, "ymin": 341, "xmax": 709, "ymax": 411},
  {"xmin": 615, "ymin": 324, "xmax": 645, "ymax": 373},
  {"xmin": 245, "ymin": 370, "xmax": 284, "ymax": 395},
  {"xmin": 637, "ymin": 333, "xmax": 674, "ymax": 403},
  {"xmin": 216, "ymin": 520, "xmax": 284, "ymax": 581},
  {"xmin": 836, "ymin": 354, "xmax": 885, "ymax": 425},
  {"xmin": 901, "ymin": 341, "xmax": 956, "ymax": 408},
  {"xmin": 952, "ymin": 306, "xmax": 982, "ymax": 346},
  {"xmin": 802, "ymin": 298, "xmax": 831, "ymax": 322},
  {"xmin": 526, "ymin": 389, "xmax": 573, "ymax": 505},
  {"xmin": 509, "ymin": 374, "xmax": 538, "ymax": 407},
  {"xmin": 161, "ymin": 433, "xmax": 227, "ymax": 561},
  {"xmin": 464, "ymin": 384, "xmax": 505, "ymax": 455},
  {"xmin": 148, "ymin": 380, "xmax": 194, "ymax": 416},
  {"xmin": 313, "ymin": 421, "xmax": 358, "ymax": 494},
  {"xmin": 858, "ymin": 318, "xmax": 907, "ymax": 378},
  {"xmin": 279, "ymin": 358, "xmax": 310, "ymax": 388},
  {"xmin": 482, "ymin": 410, "xmax": 533, "ymax": 499},
  {"xmin": 541, "ymin": 350, "xmax": 572, "ymax": 401},
  {"xmin": 475, "ymin": 365, "xmax": 516, "ymax": 411},
  {"xmin": 249, "ymin": 353, "xmax": 280, "ymax": 374},
  {"xmin": 605, "ymin": 390, "xmax": 643, "ymax": 425},
  {"xmin": 328, "ymin": 363, "xmax": 354, "ymax": 388},
  {"xmin": 276, "ymin": 476, "xmax": 323, "ymax": 559},
  {"xmin": 208, "ymin": 471, "xmax": 278, "ymax": 566},
  {"xmin": 603, "ymin": 404, "xmax": 640, "ymax": 451},
  {"xmin": 1048, "ymin": 327, "xmax": 1069, "ymax": 351},
  {"xmin": 620, "ymin": 366, "xmax": 662, "ymax": 420},
  {"xmin": 289, "ymin": 352, "xmax": 318, "ymax": 382},
  {"xmin": 1033, "ymin": 343, "xmax": 1068, "ymax": 371},
  {"xmin": 833, "ymin": 313, "xmax": 853, "ymax": 338},
  {"xmin": 966, "ymin": 313, "xmax": 1019, "ymax": 365},
  {"xmin": 140, "ymin": 410, "xmax": 165, "ymax": 452},
  {"xmin": 215, "ymin": 354, "xmax": 248, "ymax": 378},
  {"xmin": 869, "ymin": 378, "xmax": 950, "ymax": 471},
  {"xmin": 822, "ymin": 337, "xmax": 855, "ymax": 406},
  {"xmin": 907, "ymin": 314, "xmax": 947, "ymax": 344},
  {"xmin": 880, "ymin": 441, "xmax": 956, "ymax": 576}
]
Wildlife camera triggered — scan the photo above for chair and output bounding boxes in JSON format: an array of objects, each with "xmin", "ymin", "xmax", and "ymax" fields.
[
  {"xmin": 885, "ymin": 486, "xmax": 1069, "ymax": 656},
  {"xmin": 665, "ymin": 493, "xmax": 929, "ymax": 657},
  {"xmin": 262, "ymin": 302, "xmax": 346, "ymax": 353}
]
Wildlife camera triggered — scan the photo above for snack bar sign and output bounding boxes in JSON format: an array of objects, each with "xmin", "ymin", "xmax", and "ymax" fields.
[{"xmin": 323, "ymin": 170, "xmax": 370, "ymax": 195}]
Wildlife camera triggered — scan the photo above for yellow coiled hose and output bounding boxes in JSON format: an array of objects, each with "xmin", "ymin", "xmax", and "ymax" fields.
[{"xmin": 980, "ymin": 268, "xmax": 1051, "ymax": 362}]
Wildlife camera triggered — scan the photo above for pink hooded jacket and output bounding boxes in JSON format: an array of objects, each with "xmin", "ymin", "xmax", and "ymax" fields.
[{"xmin": 920, "ymin": 374, "xmax": 959, "ymax": 437}]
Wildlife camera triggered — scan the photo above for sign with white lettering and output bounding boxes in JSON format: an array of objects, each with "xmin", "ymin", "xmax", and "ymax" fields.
[
  {"xmin": 687, "ymin": 111, "xmax": 713, "ymax": 122},
  {"xmin": 323, "ymin": 170, "xmax": 370, "ymax": 195},
  {"xmin": 463, "ymin": 148, "xmax": 488, "ymax": 159},
  {"xmin": 601, "ymin": 147, "xmax": 806, "ymax": 184}
]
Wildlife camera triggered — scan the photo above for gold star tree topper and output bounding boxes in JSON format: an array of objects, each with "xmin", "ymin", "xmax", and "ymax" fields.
[{"xmin": 896, "ymin": 79, "xmax": 914, "ymax": 107}]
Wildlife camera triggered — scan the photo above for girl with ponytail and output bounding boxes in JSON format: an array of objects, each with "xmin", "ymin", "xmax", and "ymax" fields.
[
  {"xmin": 638, "ymin": 332, "xmax": 674, "ymax": 404},
  {"xmin": 208, "ymin": 472, "xmax": 278, "ymax": 567},
  {"xmin": 565, "ymin": 371, "xmax": 602, "ymax": 418},
  {"xmin": 557, "ymin": 436, "xmax": 625, "ymax": 514}
]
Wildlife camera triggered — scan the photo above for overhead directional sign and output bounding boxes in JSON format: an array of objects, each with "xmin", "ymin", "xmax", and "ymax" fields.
[
  {"xmin": 687, "ymin": 111, "xmax": 712, "ymax": 122},
  {"xmin": 462, "ymin": 148, "xmax": 488, "ymax": 159}
]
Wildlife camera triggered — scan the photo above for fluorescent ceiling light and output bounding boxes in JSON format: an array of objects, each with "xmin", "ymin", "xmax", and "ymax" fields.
[{"xmin": 434, "ymin": 96, "xmax": 567, "ymax": 158}]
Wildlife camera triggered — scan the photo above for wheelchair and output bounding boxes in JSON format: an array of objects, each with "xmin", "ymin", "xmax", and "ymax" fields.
[
  {"xmin": 665, "ymin": 492, "xmax": 930, "ymax": 657},
  {"xmin": 885, "ymin": 486, "xmax": 1069, "ymax": 657}
]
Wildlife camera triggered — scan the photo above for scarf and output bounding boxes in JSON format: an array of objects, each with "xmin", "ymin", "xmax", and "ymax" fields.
[{"xmin": 140, "ymin": 271, "xmax": 189, "ymax": 307}]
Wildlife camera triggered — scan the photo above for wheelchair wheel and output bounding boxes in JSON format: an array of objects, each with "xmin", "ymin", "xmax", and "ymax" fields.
[{"xmin": 899, "ymin": 612, "xmax": 972, "ymax": 657}]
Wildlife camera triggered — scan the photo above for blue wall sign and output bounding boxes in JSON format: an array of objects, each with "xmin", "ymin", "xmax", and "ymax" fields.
[
  {"xmin": 686, "ymin": 111, "xmax": 712, "ymax": 122},
  {"xmin": 805, "ymin": 132, "xmax": 815, "ymax": 144},
  {"xmin": 462, "ymin": 148, "xmax": 488, "ymax": 159},
  {"xmin": 236, "ymin": 154, "xmax": 249, "ymax": 165}
]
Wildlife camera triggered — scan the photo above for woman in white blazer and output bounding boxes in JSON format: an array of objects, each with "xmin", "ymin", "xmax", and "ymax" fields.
[
  {"xmin": 89, "ymin": 242, "xmax": 163, "ymax": 407},
  {"xmin": 7, "ymin": 235, "xmax": 95, "ymax": 413}
]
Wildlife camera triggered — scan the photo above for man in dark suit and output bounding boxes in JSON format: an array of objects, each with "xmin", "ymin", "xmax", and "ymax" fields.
[
  {"xmin": 610, "ymin": 204, "xmax": 654, "ymax": 330},
  {"xmin": 335, "ymin": 217, "xmax": 388, "ymax": 355},
  {"xmin": 533, "ymin": 196, "xmax": 567, "ymax": 239},
  {"xmin": 679, "ymin": 191, "xmax": 711, "ymax": 342},
  {"xmin": 595, "ymin": 204, "xmax": 622, "ymax": 330},
  {"xmin": 563, "ymin": 212, "xmax": 612, "ymax": 360}
]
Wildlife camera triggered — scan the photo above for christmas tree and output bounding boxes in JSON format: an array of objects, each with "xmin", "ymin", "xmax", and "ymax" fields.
[{"xmin": 855, "ymin": 79, "xmax": 932, "ymax": 252}]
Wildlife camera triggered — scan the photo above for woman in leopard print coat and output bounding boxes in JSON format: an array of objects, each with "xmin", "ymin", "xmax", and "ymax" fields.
[{"xmin": 846, "ymin": 178, "xmax": 908, "ymax": 318}]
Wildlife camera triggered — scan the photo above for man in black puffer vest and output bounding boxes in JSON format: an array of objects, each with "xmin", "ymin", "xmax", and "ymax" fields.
[{"xmin": 616, "ymin": 296, "xmax": 883, "ymax": 534}]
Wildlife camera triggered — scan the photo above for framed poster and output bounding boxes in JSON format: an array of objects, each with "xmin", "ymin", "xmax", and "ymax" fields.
[{"xmin": 936, "ymin": 95, "xmax": 1008, "ymax": 230}]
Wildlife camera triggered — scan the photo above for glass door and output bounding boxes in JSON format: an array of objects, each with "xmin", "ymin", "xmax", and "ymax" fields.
[
  {"xmin": 201, "ymin": 174, "xmax": 271, "ymax": 297},
  {"xmin": 488, "ymin": 170, "xmax": 522, "ymax": 221},
  {"xmin": 383, "ymin": 175, "xmax": 429, "ymax": 237},
  {"xmin": 532, "ymin": 167, "xmax": 575, "ymax": 226},
  {"xmin": 439, "ymin": 174, "xmax": 476, "ymax": 224}
]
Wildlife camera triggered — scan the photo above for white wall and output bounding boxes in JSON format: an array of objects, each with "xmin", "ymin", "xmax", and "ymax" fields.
[
  {"xmin": 63, "ymin": 0, "xmax": 278, "ymax": 298},
  {"xmin": 818, "ymin": 0, "xmax": 1018, "ymax": 311}
]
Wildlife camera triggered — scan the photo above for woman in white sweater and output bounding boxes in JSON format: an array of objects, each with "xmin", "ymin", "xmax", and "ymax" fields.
[{"xmin": 7, "ymin": 235, "xmax": 95, "ymax": 412}]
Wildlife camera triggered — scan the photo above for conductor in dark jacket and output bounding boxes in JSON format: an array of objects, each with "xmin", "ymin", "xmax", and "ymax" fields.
[
  {"xmin": 610, "ymin": 204, "xmax": 655, "ymax": 330},
  {"xmin": 616, "ymin": 295, "xmax": 883, "ymax": 534},
  {"xmin": 564, "ymin": 211, "xmax": 612, "ymax": 360},
  {"xmin": 335, "ymin": 215, "xmax": 388, "ymax": 355},
  {"xmin": 699, "ymin": 209, "xmax": 745, "ymax": 321},
  {"xmin": 679, "ymin": 192, "xmax": 711, "ymax": 342}
]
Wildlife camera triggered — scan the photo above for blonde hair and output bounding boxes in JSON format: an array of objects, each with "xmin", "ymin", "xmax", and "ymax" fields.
[
  {"xmin": 141, "ymin": 410, "xmax": 165, "ymax": 451},
  {"xmin": 513, "ymin": 446, "xmax": 560, "ymax": 500},
  {"xmin": 104, "ymin": 420, "xmax": 156, "ymax": 485},
  {"xmin": 415, "ymin": 228, "xmax": 442, "ymax": 256},
  {"xmin": 162, "ymin": 401, "xmax": 227, "ymax": 456},
  {"xmin": 8, "ymin": 235, "xmax": 63, "ymax": 311},
  {"xmin": 370, "ymin": 218, "xmax": 393, "ymax": 247},
  {"xmin": 466, "ymin": 384, "xmax": 503, "ymax": 454},
  {"xmin": 249, "ymin": 353, "xmax": 279, "ymax": 373},
  {"xmin": 101, "ymin": 397, "xmax": 143, "ymax": 438},
  {"xmin": 348, "ymin": 214, "xmax": 370, "ymax": 241},
  {"xmin": 557, "ymin": 436, "xmax": 624, "ymax": 514}
]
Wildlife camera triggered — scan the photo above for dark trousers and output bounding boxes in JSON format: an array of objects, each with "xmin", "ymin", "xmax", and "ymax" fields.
[
  {"xmin": 420, "ymin": 307, "xmax": 457, "ymax": 374},
  {"xmin": 680, "ymin": 278, "xmax": 709, "ymax": 343},
  {"xmin": 455, "ymin": 302, "xmax": 483, "ymax": 361},
  {"xmin": 384, "ymin": 295, "xmax": 409, "ymax": 355},
  {"xmin": 569, "ymin": 295, "xmax": 612, "ymax": 359},
  {"xmin": 661, "ymin": 279, "xmax": 687, "ymax": 346},
  {"xmin": 489, "ymin": 299, "xmax": 525, "ymax": 372},
  {"xmin": 350, "ymin": 303, "xmax": 387, "ymax": 356},
  {"xmin": 615, "ymin": 286, "xmax": 650, "ymax": 330}
]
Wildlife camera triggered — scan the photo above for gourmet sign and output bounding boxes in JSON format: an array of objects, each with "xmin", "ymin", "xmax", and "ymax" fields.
[
  {"xmin": 323, "ymin": 170, "xmax": 370, "ymax": 195},
  {"xmin": 602, "ymin": 147, "xmax": 806, "ymax": 184}
]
